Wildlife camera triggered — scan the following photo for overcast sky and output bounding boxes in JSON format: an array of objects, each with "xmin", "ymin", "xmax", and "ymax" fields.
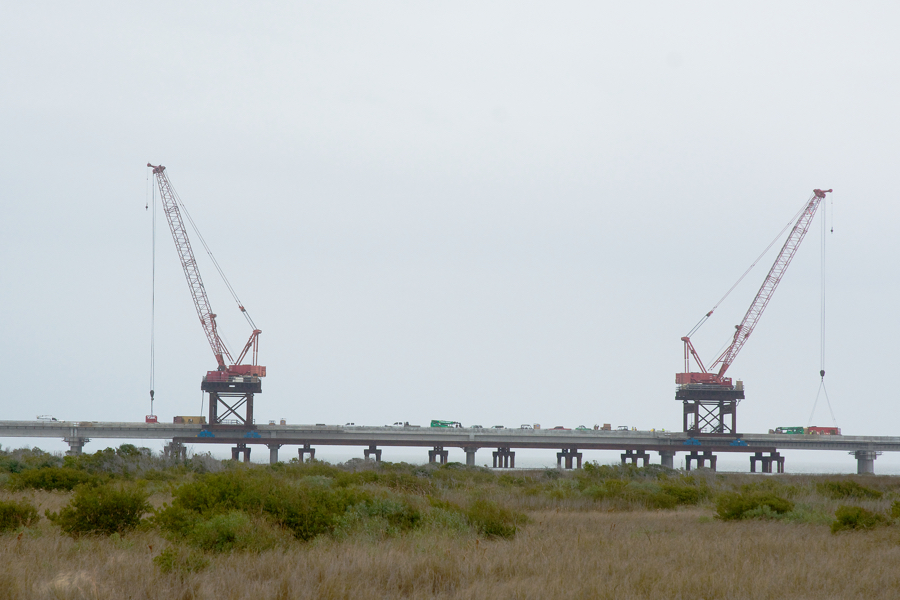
[{"xmin": 2, "ymin": 3, "xmax": 899, "ymax": 463}]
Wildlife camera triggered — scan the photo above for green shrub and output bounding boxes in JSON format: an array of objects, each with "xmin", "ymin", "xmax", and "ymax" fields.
[
  {"xmin": 185, "ymin": 510, "xmax": 289, "ymax": 552},
  {"xmin": 156, "ymin": 470, "xmax": 367, "ymax": 543},
  {"xmin": 0, "ymin": 499, "xmax": 39, "ymax": 532},
  {"xmin": 47, "ymin": 482, "xmax": 150, "ymax": 536},
  {"xmin": 891, "ymin": 500, "xmax": 900, "ymax": 520},
  {"xmin": 715, "ymin": 492, "xmax": 794, "ymax": 521},
  {"xmin": 263, "ymin": 484, "xmax": 364, "ymax": 541},
  {"xmin": 153, "ymin": 546, "xmax": 209, "ymax": 574},
  {"xmin": 8, "ymin": 467, "xmax": 99, "ymax": 491},
  {"xmin": 659, "ymin": 482, "xmax": 706, "ymax": 505},
  {"xmin": 465, "ymin": 499, "xmax": 525, "ymax": 539},
  {"xmin": 817, "ymin": 480, "xmax": 883, "ymax": 500},
  {"xmin": 831, "ymin": 505, "xmax": 889, "ymax": 533}
]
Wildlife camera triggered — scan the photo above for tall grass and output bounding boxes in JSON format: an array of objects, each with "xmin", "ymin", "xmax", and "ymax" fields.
[{"xmin": 3, "ymin": 446, "xmax": 900, "ymax": 598}]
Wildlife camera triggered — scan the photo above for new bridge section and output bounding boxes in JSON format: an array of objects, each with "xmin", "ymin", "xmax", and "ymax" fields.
[{"xmin": 0, "ymin": 421, "xmax": 895, "ymax": 474}]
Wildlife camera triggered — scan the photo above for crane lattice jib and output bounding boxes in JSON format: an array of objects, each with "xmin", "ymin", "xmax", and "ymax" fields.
[
  {"xmin": 711, "ymin": 189, "xmax": 830, "ymax": 380},
  {"xmin": 148, "ymin": 164, "xmax": 233, "ymax": 368}
]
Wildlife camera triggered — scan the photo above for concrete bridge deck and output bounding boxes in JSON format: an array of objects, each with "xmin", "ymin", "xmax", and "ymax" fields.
[{"xmin": 0, "ymin": 421, "xmax": 892, "ymax": 473}]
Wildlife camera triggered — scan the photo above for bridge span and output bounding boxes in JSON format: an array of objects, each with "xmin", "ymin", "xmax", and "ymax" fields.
[{"xmin": 0, "ymin": 421, "xmax": 894, "ymax": 474}]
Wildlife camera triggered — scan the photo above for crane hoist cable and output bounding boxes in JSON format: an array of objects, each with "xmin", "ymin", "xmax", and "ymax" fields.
[
  {"xmin": 148, "ymin": 170, "xmax": 156, "ymax": 418},
  {"xmin": 808, "ymin": 190, "xmax": 838, "ymax": 428}
]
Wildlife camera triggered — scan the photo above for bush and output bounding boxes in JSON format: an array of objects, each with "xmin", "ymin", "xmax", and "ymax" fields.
[
  {"xmin": 715, "ymin": 492, "xmax": 794, "ymax": 521},
  {"xmin": 47, "ymin": 482, "xmax": 150, "ymax": 536},
  {"xmin": 465, "ymin": 499, "xmax": 526, "ymax": 539},
  {"xmin": 831, "ymin": 505, "xmax": 889, "ymax": 533},
  {"xmin": 0, "ymin": 499, "xmax": 39, "ymax": 532},
  {"xmin": 891, "ymin": 500, "xmax": 900, "ymax": 520},
  {"xmin": 263, "ymin": 484, "xmax": 365, "ymax": 541},
  {"xmin": 8, "ymin": 467, "xmax": 99, "ymax": 491},
  {"xmin": 185, "ymin": 510, "xmax": 289, "ymax": 552},
  {"xmin": 155, "ymin": 469, "xmax": 368, "ymax": 543},
  {"xmin": 153, "ymin": 547, "xmax": 209, "ymax": 574},
  {"xmin": 659, "ymin": 482, "xmax": 706, "ymax": 505},
  {"xmin": 817, "ymin": 480, "xmax": 883, "ymax": 500}
]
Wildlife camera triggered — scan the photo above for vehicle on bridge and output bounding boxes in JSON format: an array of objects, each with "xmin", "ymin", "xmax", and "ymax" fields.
[
  {"xmin": 430, "ymin": 420, "xmax": 462, "ymax": 428},
  {"xmin": 806, "ymin": 426, "xmax": 841, "ymax": 435},
  {"xmin": 174, "ymin": 416, "xmax": 207, "ymax": 425},
  {"xmin": 775, "ymin": 426, "xmax": 805, "ymax": 434}
]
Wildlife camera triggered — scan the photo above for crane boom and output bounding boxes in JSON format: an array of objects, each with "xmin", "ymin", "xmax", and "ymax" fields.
[
  {"xmin": 678, "ymin": 188, "xmax": 831, "ymax": 386},
  {"xmin": 710, "ymin": 188, "xmax": 832, "ymax": 380},
  {"xmin": 148, "ymin": 163, "xmax": 232, "ymax": 369}
]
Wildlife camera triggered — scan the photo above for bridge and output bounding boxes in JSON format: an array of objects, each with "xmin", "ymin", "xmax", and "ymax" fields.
[{"xmin": 1, "ymin": 420, "xmax": 894, "ymax": 474}]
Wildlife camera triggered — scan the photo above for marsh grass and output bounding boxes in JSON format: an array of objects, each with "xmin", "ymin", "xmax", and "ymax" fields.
[{"xmin": 3, "ymin": 448, "xmax": 900, "ymax": 598}]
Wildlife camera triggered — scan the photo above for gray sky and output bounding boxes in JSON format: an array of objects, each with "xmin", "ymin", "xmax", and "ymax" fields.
[{"xmin": 2, "ymin": 3, "xmax": 899, "ymax": 456}]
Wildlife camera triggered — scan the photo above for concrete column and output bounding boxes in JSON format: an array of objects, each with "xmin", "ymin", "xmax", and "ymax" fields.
[
  {"xmin": 621, "ymin": 449, "xmax": 650, "ymax": 467},
  {"xmin": 774, "ymin": 453, "xmax": 785, "ymax": 474},
  {"xmin": 464, "ymin": 446, "xmax": 477, "ymax": 466},
  {"xmin": 364, "ymin": 445, "xmax": 382, "ymax": 462},
  {"xmin": 232, "ymin": 444, "xmax": 250, "ymax": 463},
  {"xmin": 428, "ymin": 447, "xmax": 448, "ymax": 464},
  {"xmin": 492, "ymin": 447, "xmax": 514, "ymax": 468},
  {"xmin": 855, "ymin": 450, "xmax": 877, "ymax": 474},
  {"xmin": 164, "ymin": 441, "xmax": 186, "ymax": 460},
  {"xmin": 267, "ymin": 444, "xmax": 281, "ymax": 465},
  {"xmin": 298, "ymin": 444, "xmax": 315, "ymax": 462},
  {"xmin": 659, "ymin": 450, "xmax": 675, "ymax": 469},
  {"xmin": 63, "ymin": 437, "xmax": 88, "ymax": 456}
]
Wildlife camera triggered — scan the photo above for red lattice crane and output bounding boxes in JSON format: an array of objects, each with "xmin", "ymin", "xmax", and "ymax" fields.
[
  {"xmin": 677, "ymin": 189, "xmax": 831, "ymax": 433},
  {"xmin": 148, "ymin": 163, "xmax": 265, "ymax": 427}
]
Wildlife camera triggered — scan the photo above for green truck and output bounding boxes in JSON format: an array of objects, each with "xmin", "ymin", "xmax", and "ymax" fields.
[
  {"xmin": 774, "ymin": 426, "xmax": 804, "ymax": 434},
  {"xmin": 430, "ymin": 420, "xmax": 462, "ymax": 428}
]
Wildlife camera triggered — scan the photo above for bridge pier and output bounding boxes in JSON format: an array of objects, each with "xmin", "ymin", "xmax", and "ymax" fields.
[
  {"xmin": 854, "ymin": 450, "xmax": 879, "ymax": 474},
  {"xmin": 621, "ymin": 449, "xmax": 650, "ymax": 467},
  {"xmin": 750, "ymin": 451, "xmax": 784, "ymax": 473},
  {"xmin": 659, "ymin": 450, "xmax": 675, "ymax": 469},
  {"xmin": 557, "ymin": 448, "xmax": 583, "ymax": 469},
  {"xmin": 428, "ymin": 446, "xmax": 449, "ymax": 464},
  {"xmin": 685, "ymin": 450, "xmax": 716, "ymax": 471},
  {"xmin": 163, "ymin": 441, "xmax": 186, "ymax": 460},
  {"xmin": 492, "ymin": 447, "xmax": 515, "ymax": 468},
  {"xmin": 267, "ymin": 444, "xmax": 282, "ymax": 465},
  {"xmin": 464, "ymin": 446, "xmax": 478, "ymax": 466},
  {"xmin": 364, "ymin": 445, "xmax": 382, "ymax": 462},
  {"xmin": 231, "ymin": 443, "xmax": 250, "ymax": 463},
  {"xmin": 298, "ymin": 444, "xmax": 316, "ymax": 463},
  {"xmin": 64, "ymin": 437, "xmax": 88, "ymax": 456}
]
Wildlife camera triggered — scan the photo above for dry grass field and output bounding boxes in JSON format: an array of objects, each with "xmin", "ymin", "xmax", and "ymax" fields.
[{"xmin": 1, "ymin": 449, "xmax": 900, "ymax": 600}]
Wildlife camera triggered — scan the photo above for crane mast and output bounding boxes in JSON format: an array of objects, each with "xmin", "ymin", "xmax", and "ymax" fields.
[
  {"xmin": 676, "ymin": 189, "xmax": 831, "ymax": 434},
  {"xmin": 148, "ymin": 163, "xmax": 265, "ymax": 427}
]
